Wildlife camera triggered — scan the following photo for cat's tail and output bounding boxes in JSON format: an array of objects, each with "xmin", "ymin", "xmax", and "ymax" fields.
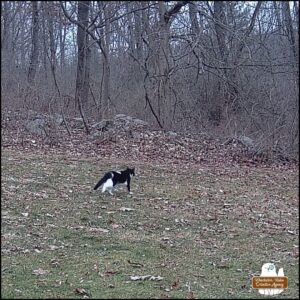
[{"xmin": 94, "ymin": 172, "xmax": 112, "ymax": 190}]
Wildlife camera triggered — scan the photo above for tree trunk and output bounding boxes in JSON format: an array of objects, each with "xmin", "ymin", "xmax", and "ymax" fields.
[
  {"xmin": 157, "ymin": 1, "xmax": 169, "ymax": 124},
  {"xmin": 214, "ymin": 1, "xmax": 227, "ymax": 63},
  {"xmin": 282, "ymin": 2, "xmax": 297, "ymax": 62},
  {"xmin": 28, "ymin": 1, "xmax": 39, "ymax": 84},
  {"xmin": 273, "ymin": 1, "xmax": 283, "ymax": 34},
  {"xmin": 189, "ymin": 1, "xmax": 200, "ymax": 37},
  {"xmin": 213, "ymin": 1, "xmax": 261, "ymax": 125},
  {"xmin": 46, "ymin": 2, "xmax": 59, "ymax": 92},
  {"xmin": 1, "ymin": 2, "xmax": 12, "ymax": 74},
  {"xmin": 75, "ymin": 1, "xmax": 90, "ymax": 134},
  {"xmin": 98, "ymin": 2, "xmax": 111, "ymax": 118},
  {"xmin": 156, "ymin": 1, "xmax": 188, "ymax": 127},
  {"xmin": 59, "ymin": 10, "xmax": 66, "ymax": 72},
  {"xmin": 133, "ymin": 2, "xmax": 143, "ymax": 60}
]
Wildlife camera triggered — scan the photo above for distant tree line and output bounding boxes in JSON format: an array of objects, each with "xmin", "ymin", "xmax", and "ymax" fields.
[{"xmin": 1, "ymin": 1, "xmax": 298, "ymax": 158}]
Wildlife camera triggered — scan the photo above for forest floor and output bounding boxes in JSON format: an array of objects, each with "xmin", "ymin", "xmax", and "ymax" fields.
[{"xmin": 1, "ymin": 113, "xmax": 299, "ymax": 299}]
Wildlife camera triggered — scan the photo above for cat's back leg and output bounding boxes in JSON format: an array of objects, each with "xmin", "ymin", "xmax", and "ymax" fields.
[{"xmin": 102, "ymin": 179, "xmax": 113, "ymax": 193}]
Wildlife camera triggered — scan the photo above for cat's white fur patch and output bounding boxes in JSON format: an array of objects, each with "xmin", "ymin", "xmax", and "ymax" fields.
[
  {"xmin": 102, "ymin": 179, "xmax": 113, "ymax": 195},
  {"xmin": 115, "ymin": 171, "xmax": 121, "ymax": 174}
]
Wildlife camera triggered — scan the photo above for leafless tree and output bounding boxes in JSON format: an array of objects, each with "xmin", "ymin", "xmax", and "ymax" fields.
[
  {"xmin": 27, "ymin": 1, "xmax": 40, "ymax": 84},
  {"xmin": 74, "ymin": 1, "xmax": 91, "ymax": 133},
  {"xmin": 1, "ymin": 1, "xmax": 299, "ymax": 159}
]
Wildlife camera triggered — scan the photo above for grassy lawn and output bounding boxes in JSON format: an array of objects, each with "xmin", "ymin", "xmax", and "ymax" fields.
[{"xmin": 1, "ymin": 150, "xmax": 299, "ymax": 299}]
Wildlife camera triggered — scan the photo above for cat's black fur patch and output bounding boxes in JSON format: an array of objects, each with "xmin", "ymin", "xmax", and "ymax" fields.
[{"xmin": 94, "ymin": 167, "xmax": 135, "ymax": 193}]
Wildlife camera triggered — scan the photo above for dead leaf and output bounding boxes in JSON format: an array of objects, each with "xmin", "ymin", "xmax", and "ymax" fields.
[
  {"xmin": 227, "ymin": 288, "xmax": 234, "ymax": 294},
  {"xmin": 130, "ymin": 275, "xmax": 150, "ymax": 281},
  {"xmin": 150, "ymin": 276, "xmax": 164, "ymax": 281},
  {"xmin": 32, "ymin": 268, "xmax": 49, "ymax": 276},
  {"xmin": 99, "ymin": 271, "xmax": 117, "ymax": 277},
  {"xmin": 160, "ymin": 294, "xmax": 171, "ymax": 299},
  {"xmin": 74, "ymin": 288, "xmax": 90, "ymax": 298},
  {"xmin": 50, "ymin": 258, "xmax": 60, "ymax": 267},
  {"xmin": 89, "ymin": 227, "xmax": 109, "ymax": 233},
  {"xmin": 171, "ymin": 279, "xmax": 180, "ymax": 289},
  {"xmin": 186, "ymin": 291, "xmax": 195, "ymax": 299},
  {"xmin": 111, "ymin": 223, "xmax": 121, "ymax": 229},
  {"xmin": 49, "ymin": 245, "xmax": 60, "ymax": 251},
  {"xmin": 130, "ymin": 275, "xmax": 163, "ymax": 281},
  {"xmin": 119, "ymin": 207, "xmax": 135, "ymax": 212},
  {"xmin": 292, "ymin": 249, "xmax": 299, "ymax": 258},
  {"xmin": 128, "ymin": 260, "xmax": 144, "ymax": 268}
]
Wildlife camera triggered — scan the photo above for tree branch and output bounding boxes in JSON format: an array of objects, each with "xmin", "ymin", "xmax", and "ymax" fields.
[{"xmin": 164, "ymin": 1, "xmax": 189, "ymax": 24}]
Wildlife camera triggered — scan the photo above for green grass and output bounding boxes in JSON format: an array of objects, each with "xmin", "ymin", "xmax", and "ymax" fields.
[{"xmin": 1, "ymin": 150, "xmax": 299, "ymax": 299}]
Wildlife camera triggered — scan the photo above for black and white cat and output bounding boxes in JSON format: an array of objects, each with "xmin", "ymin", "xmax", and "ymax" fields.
[{"xmin": 94, "ymin": 167, "xmax": 135, "ymax": 195}]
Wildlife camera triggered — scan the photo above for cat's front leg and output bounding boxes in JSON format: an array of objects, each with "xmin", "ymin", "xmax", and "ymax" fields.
[{"xmin": 127, "ymin": 179, "xmax": 132, "ymax": 194}]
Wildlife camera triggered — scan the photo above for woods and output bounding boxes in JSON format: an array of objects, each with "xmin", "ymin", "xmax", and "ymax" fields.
[
  {"xmin": 1, "ymin": 1, "xmax": 299, "ymax": 160},
  {"xmin": 1, "ymin": 2, "xmax": 299, "ymax": 299}
]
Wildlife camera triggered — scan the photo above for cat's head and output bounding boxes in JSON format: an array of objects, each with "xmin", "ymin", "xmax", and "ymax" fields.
[{"xmin": 126, "ymin": 167, "xmax": 135, "ymax": 177}]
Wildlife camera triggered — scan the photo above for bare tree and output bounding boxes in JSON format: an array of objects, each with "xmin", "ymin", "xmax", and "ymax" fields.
[
  {"xmin": 28, "ymin": 1, "xmax": 39, "ymax": 84},
  {"xmin": 214, "ymin": 1, "xmax": 227, "ymax": 63},
  {"xmin": 282, "ymin": 2, "xmax": 297, "ymax": 62},
  {"xmin": 75, "ymin": 1, "xmax": 91, "ymax": 134},
  {"xmin": 97, "ymin": 1, "xmax": 111, "ymax": 118},
  {"xmin": 1, "ymin": 1, "xmax": 299, "ymax": 159},
  {"xmin": 145, "ymin": 1, "xmax": 189, "ymax": 128}
]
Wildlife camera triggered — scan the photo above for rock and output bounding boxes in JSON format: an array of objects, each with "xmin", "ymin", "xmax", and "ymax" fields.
[
  {"xmin": 114, "ymin": 115, "xmax": 132, "ymax": 125},
  {"xmin": 69, "ymin": 117, "xmax": 85, "ymax": 129},
  {"xmin": 115, "ymin": 114, "xmax": 127, "ymax": 119},
  {"xmin": 224, "ymin": 135, "xmax": 254, "ymax": 149},
  {"xmin": 24, "ymin": 111, "xmax": 64, "ymax": 135},
  {"xmin": 92, "ymin": 119, "xmax": 114, "ymax": 131},
  {"xmin": 131, "ymin": 131, "xmax": 142, "ymax": 139},
  {"xmin": 90, "ymin": 131, "xmax": 103, "ymax": 138},
  {"xmin": 168, "ymin": 131, "xmax": 177, "ymax": 137},
  {"xmin": 238, "ymin": 136, "xmax": 254, "ymax": 148},
  {"xmin": 89, "ymin": 114, "xmax": 148, "ymax": 134},
  {"xmin": 49, "ymin": 114, "xmax": 63, "ymax": 126},
  {"xmin": 25, "ymin": 118, "xmax": 48, "ymax": 136},
  {"xmin": 132, "ymin": 118, "xmax": 148, "ymax": 126},
  {"xmin": 114, "ymin": 114, "xmax": 148, "ymax": 127}
]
